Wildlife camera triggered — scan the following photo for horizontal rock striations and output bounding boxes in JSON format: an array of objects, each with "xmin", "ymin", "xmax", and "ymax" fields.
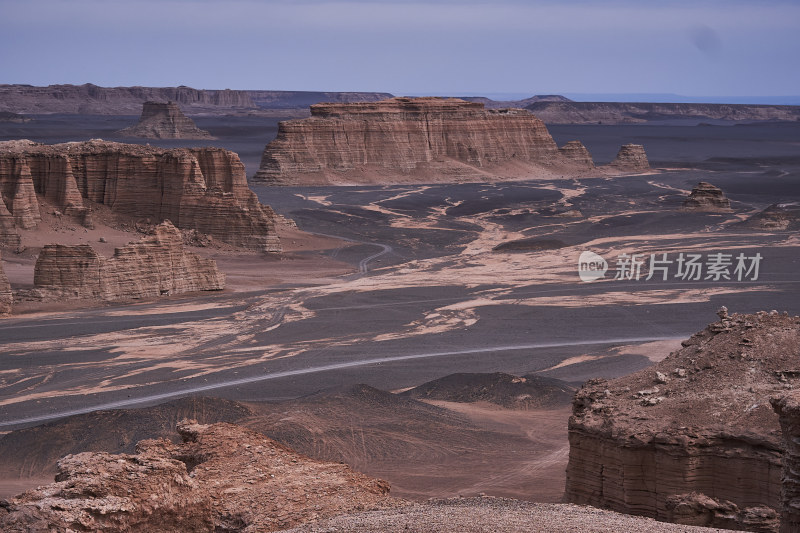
[
  {"xmin": 0, "ymin": 251, "xmax": 11, "ymax": 314},
  {"xmin": 32, "ymin": 221, "xmax": 224, "ymax": 301},
  {"xmin": 771, "ymin": 392, "xmax": 800, "ymax": 533},
  {"xmin": 566, "ymin": 309, "xmax": 800, "ymax": 532},
  {"xmin": 117, "ymin": 101, "xmax": 213, "ymax": 139},
  {"xmin": 0, "ymin": 421, "xmax": 393, "ymax": 533},
  {"xmin": 0, "ymin": 140, "xmax": 280, "ymax": 252},
  {"xmin": 608, "ymin": 144, "xmax": 650, "ymax": 171},
  {"xmin": 682, "ymin": 182, "xmax": 732, "ymax": 211},
  {"xmin": 525, "ymin": 101, "xmax": 800, "ymax": 124},
  {"xmin": 254, "ymin": 97, "xmax": 628, "ymax": 185}
]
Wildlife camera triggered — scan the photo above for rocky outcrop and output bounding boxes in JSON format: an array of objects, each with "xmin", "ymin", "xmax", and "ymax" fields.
[
  {"xmin": 566, "ymin": 310, "xmax": 800, "ymax": 532},
  {"xmin": 608, "ymin": 144, "xmax": 650, "ymax": 171},
  {"xmin": 771, "ymin": 392, "xmax": 800, "ymax": 533},
  {"xmin": 682, "ymin": 182, "xmax": 732, "ymax": 211},
  {"xmin": 33, "ymin": 222, "xmax": 224, "ymax": 301},
  {"xmin": 525, "ymin": 101, "xmax": 800, "ymax": 124},
  {"xmin": 0, "ymin": 251, "xmax": 11, "ymax": 315},
  {"xmin": 117, "ymin": 101, "xmax": 213, "ymax": 139},
  {"xmin": 0, "ymin": 112, "xmax": 30, "ymax": 123},
  {"xmin": 0, "ymin": 421, "xmax": 393, "ymax": 533},
  {"xmin": 0, "ymin": 140, "xmax": 280, "ymax": 252},
  {"xmin": 746, "ymin": 203, "xmax": 800, "ymax": 230},
  {"xmin": 254, "ymin": 97, "xmax": 618, "ymax": 185}
]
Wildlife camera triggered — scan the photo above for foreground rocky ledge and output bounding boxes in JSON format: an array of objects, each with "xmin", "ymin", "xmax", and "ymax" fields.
[
  {"xmin": 566, "ymin": 309, "xmax": 800, "ymax": 532},
  {"xmin": 0, "ymin": 140, "xmax": 280, "ymax": 252},
  {"xmin": 254, "ymin": 97, "xmax": 650, "ymax": 185},
  {"xmin": 0, "ymin": 421, "xmax": 394, "ymax": 532}
]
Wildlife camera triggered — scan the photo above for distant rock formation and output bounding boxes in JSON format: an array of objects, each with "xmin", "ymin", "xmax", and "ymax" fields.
[
  {"xmin": 117, "ymin": 101, "xmax": 213, "ymax": 139},
  {"xmin": 0, "ymin": 140, "xmax": 280, "ymax": 252},
  {"xmin": 0, "ymin": 421, "xmax": 393, "ymax": 533},
  {"xmin": 254, "ymin": 97, "xmax": 637, "ymax": 185},
  {"xmin": 0, "ymin": 111, "xmax": 29, "ymax": 123},
  {"xmin": 0, "ymin": 84, "xmax": 395, "ymax": 115},
  {"xmin": 32, "ymin": 222, "xmax": 224, "ymax": 301},
  {"xmin": 565, "ymin": 310, "xmax": 800, "ymax": 532},
  {"xmin": 608, "ymin": 144, "xmax": 650, "ymax": 171},
  {"xmin": 682, "ymin": 182, "xmax": 732, "ymax": 211},
  {"xmin": 0, "ymin": 251, "xmax": 11, "ymax": 315},
  {"xmin": 746, "ymin": 203, "xmax": 800, "ymax": 230},
  {"xmin": 525, "ymin": 101, "xmax": 800, "ymax": 124},
  {"xmin": 771, "ymin": 392, "xmax": 800, "ymax": 533}
]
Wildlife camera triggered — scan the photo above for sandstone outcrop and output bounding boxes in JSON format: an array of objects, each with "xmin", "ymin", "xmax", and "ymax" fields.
[
  {"xmin": 0, "ymin": 251, "xmax": 11, "ymax": 315},
  {"xmin": 746, "ymin": 203, "xmax": 800, "ymax": 230},
  {"xmin": 33, "ymin": 221, "xmax": 224, "ymax": 301},
  {"xmin": 525, "ymin": 101, "xmax": 800, "ymax": 124},
  {"xmin": 771, "ymin": 392, "xmax": 800, "ymax": 533},
  {"xmin": 566, "ymin": 310, "xmax": 800, "ymax": 532},
  {"xmin": 608, "ymin": 143, "xmax": 650, "ymax": 171},
  {"xmin": 0, "ymin": 140, "xmax": 281, "ymax": 252},
  {"xmin": 117, "ymin": 101, "xmax": 213, "ymax": 139},
  {"xmin": 682, "ymin": 182, "xmax": 732, "ymax": 211},
  {"xmin": 254, "ymin": 97, "xmax": 619, "ymax": 185},
  {"xmin": 0, "ymin": 421, "xmax": 393, "ymax": 533}
]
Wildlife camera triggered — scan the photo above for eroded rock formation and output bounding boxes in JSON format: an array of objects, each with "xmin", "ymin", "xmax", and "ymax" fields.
[
  {"xmin": 118, "ymin": 101, "xmax": 213, "ymax": 139},
  {"xmin": 608, "ymin": 143, "xmax": 650, "ymax": 171},
  {"xmin": 747, "ymin": 203, "xmax": 800, "ymax": 230},
  {"xmin": 0, "ymin": 140, "xmax": 280, "ymax": 252},
  {"xmin": 771, "ymin": 392, "xmax": 800, "ymax": 533},
  {"xmin": 0, "ymin": 421, "xmax": 393, "ymax": 533},
  {"xmin": 32, "ymin": 222, "xmax": 224, "ymax": 301},
  {"xmin": 0, "ymin": 251, "xmax": 11, "ymax": 315},
  {"xmin": 683, "ymin": 182, "xmax": 732, "ymax": 211},
  {"xmin": 566, "ymin": 309, "xmax": 800, "ymax": 532},
  {"xmin": 254, "ymin": 97, "xmax": 631, "ymax": 185}
]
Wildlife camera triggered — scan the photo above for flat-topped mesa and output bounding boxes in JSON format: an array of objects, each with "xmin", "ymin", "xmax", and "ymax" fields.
[
  {"xmin": 566, "ymin": 310, "xmax": 800, "ymax": 532},
  {"xmin": 117, "ymin": 101, "xmax": 214, "ymax": 139},
  {"xmin": 0, "ymin": 140, "xmax": 280, "ymax": 252},
  {"xmin": 683, "ymin": 181, "xmax": 732, "ymax": 211},
  {"xmin": 33, "ymin": 222, "xmax": 224, "ymax": 301},
  {"xmin": 254, "ymin": 97, "xmax": 602, "ymax": 185}
]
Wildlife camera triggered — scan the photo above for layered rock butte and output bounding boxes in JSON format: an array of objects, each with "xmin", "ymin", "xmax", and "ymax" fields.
[
  {"xmin": 117, "ymin": 101, "xmax": 213, "ymax": 139},
  {"xmin": 0, "ymin": 251, "xmax": 11, "ymax": 315},
  {"xmin": 0, "ymin": 421, "xmax": 394, "ymax": 533},
  {"xmin": 0, "ymin": 140, "xmax": 280, "ymax": 252},
  {"xmin": 682, "ymin": 182, "xmax": 732, "ymax": 211},
  {"xmin": 566, "ymin": 309, "xmax": 800, "ymax": 532},
  {"xmin": 254, "ymin": 97, "xmax": 649, "ymax": 185},
  {"xmin": 32, "ymin": 221, "xmax": 224, "ymax": 301}
]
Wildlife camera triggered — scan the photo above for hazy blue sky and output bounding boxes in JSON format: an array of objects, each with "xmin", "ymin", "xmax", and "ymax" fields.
[{"xmin": 1, "ymin": 0, "xmax": 798, "ymax": 98}]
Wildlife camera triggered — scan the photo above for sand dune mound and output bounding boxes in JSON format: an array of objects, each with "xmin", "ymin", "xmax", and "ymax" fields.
[{"xmin": 401, "ymin": 372, "xmax": 575, "ymax": 408}]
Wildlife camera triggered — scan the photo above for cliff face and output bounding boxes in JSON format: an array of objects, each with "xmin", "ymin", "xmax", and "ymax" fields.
[
  {"xmin": 117, "ymin": 101, "xmax": 213, "ymax": 139},
  {"xmin": 771, "ymin": 393, "xmax": 800, "ymax": 533},
  {"xmin": 0, "ymin": 251, "xmax": 11, "ymax": 315},
  {"xmin": 32, "ymin": 222, "xmax": 224, "ymax": 301},
  {"xmin": 526, "ymin": 101, "xmax": 800, "ymax": 124},
  {"xmin": 254, "ymin": 97, "xmax": 613, "ymax": 185},
  {"xmin": 0, "ymin": 421, "xmax": 392, "ymax": 533},
  {"xmin": 566, "ymin": 310, "xmax": 799, "ymax": 532},
  {"xmin": 682, "ymin": 182, "xmax": 732, "ymax": 211},
  {"xmin": 0, "ymin": 140, "xmax": 280, "ymax": 252}
]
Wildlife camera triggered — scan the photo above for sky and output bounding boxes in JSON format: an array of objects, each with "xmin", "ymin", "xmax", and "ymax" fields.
[{"xmin": 1, "ymin": 0, "xmax": 799, "ymax": 100}]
